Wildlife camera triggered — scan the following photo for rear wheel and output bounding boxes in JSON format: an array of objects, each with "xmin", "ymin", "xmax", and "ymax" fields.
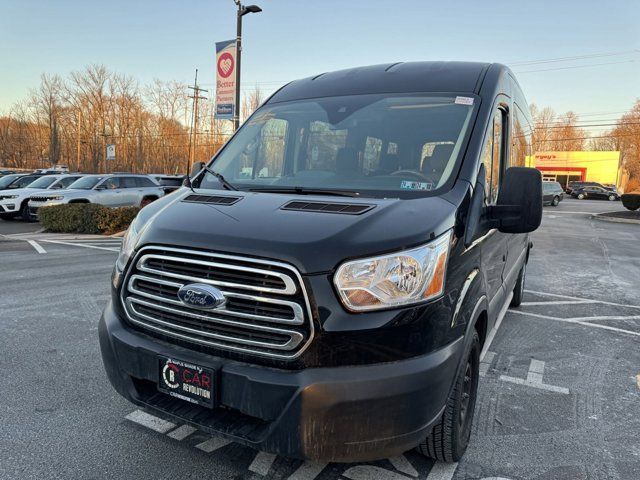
[
  {"xmin": 510, "ymin": 263, "xmax": 526, "ymax": 307},
  {"xmin": 417, "ymin": 331, "xmax": 480, "ymax": 462},
  {"xmin": 140, "ymin": 197, "xmax": 156, "ymax": 208},
  {"xmin": 577, "ymin": 193, "xmax": 585, "ymax": 200},
  {"xmin": 551, "ymin": 196, "xmax": 560, "ymax": 206}
]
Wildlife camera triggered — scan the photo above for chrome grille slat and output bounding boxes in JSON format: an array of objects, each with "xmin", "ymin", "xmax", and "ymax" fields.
[
  {"xmin": 120, "ymin": 246, "xmax": 314, "ymax": 360},
  {"xmin": 127, "ymin": 298, "xmax": 303, "ymax": 350},
  {"xmin": 137, "ymin": 253, "xmax": 297, "ymax": 295},
  {"xmin": 128, "ymin": 274, "xmax": 304, "ymax": 325}
]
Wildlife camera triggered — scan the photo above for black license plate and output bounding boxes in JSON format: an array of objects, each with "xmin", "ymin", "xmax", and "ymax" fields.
[{"xmin": 158, "ymin": 356, "xmax": 215, "ymax": 407}]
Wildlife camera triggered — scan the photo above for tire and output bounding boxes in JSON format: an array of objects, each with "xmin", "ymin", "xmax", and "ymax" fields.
[
  {"xmin": 608, "ymin": 195, "xmax": 616, "ymax": 201},
  {"xmin": 551, "ymin": 196, "xmax": 560, "ymax": 206},
  {"xmin": 577, "ymin": 193, "xmax": 585, "ymax": 200},
  {"xmin": 510, "ymin": 262, "xmax": 526, "ymax": 307},
  {"xmin": 140, "ymin": 197, "xmax": 156, "ymax": 208},
  {"xmin": 20, "ymin": 202, "xmax": 31, "ymax": 221},
  {"xmin": 417, "ymin": 331, "xmax": 480, "ymax": 462}
]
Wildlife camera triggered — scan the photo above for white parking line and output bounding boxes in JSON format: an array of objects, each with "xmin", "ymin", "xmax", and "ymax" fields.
[
  {"xmin": 388, "ymin": 455, "xmax": 418, "ymax": 477},
  {"xmin": 41, "ymin": 239, "xmax": 120, "ymax": 252},
  {"xmin": 167, "ymin": 424, "xmax": 197, "ymax": 440},
  {"xmin": 195, "ymin": 436, "xmax": 232, "ymax": 453},
  {"xmin": 509, "ymin": 309, "xmax": 640, "ymax": 337},
  {"xmin": 425, "ymin": 461, "xmax": 458, "ymax": 480},
  {"xmin": 125, "ymin": 409, "xmax": 176, "ymax": 433},
  {"xmin": 520, "ymin": 300, "xmax": 595, "ymax": 306},
  {"xmin": 286, "ymin": 462, "xmax": 328, "ymax": 480},
  {"xmin": 342, "ymin": 465, "xmax": 412, "ymax": 480},
  {"xmin": 500, "ymin": 359, "xmax": 569, "ymax": 395},
  {"xmin": 479, "ymin": 351, "xmax": 496, "ymax": 377},
  {"xmin": 525, "ymin": 289, "xmax": 640, "ymax": 310},
  {"xmin": 26, "ymin": 240, "xmax": 46, "ymax": 254},
  {"xmin": 249, "ymin": 451, "xmax": 277, "ymax": 476}
]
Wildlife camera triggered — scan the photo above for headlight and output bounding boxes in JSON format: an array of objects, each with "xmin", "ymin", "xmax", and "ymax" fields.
[
  {"xmin": 334, "ymin": 230, "xmax": 452, "ymax": 312},
  {"xmin": 49, "ymin": 196, "xmax": 65, "ymax": 201},
  {"xmin": 0, "ymin": 195, "xmax": 19, "ymax": 200},
  {"xmin": 115, "ymin": 215, "xmax": 143, "ymax": 272}
]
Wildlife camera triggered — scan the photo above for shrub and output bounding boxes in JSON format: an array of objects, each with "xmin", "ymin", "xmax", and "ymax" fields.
[
  {"xmin": 621, "ymin": 193, "xmax": 640, "ymax": 211},
  {"xmin": 39, "ymin": 203, "xmax": 140, "ymax": 235}
]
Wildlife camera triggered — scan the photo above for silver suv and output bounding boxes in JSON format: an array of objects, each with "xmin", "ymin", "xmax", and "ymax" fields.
[{"xmin": 28, "ymin": 174, "xmax": 165, "ymax": 218}]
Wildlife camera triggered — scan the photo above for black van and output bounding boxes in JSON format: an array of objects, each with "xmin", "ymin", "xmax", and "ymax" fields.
[{"xmin": 99, "ymin": 62, "xmax": 542, "ymax": 463}]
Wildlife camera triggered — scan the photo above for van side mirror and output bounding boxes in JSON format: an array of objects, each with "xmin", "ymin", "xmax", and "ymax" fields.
[{"xmin": 491, "ymin": 167, "xmax": 542, "ymax": 234}]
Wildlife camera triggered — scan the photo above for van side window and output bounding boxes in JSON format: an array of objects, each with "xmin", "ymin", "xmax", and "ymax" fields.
[
  {"xmin": 481, "ymin": 109, "xmax": 505, "ymax": 204},
  {"xmin": 511, "ymin": 105, "xmax": 532, "ymax": 168}
]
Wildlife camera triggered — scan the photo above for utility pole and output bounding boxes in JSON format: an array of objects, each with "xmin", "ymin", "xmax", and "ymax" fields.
[
  {"xmin": 76, "ymin": 109, "xmax": 81, "ymax": 172},
  {"xmin": 233, "ymin": 1, "xmax": 262, "ymax": 131},
  {"xmin": 188, "ymin": 69, "xmax": 208, "ymax": 174}
]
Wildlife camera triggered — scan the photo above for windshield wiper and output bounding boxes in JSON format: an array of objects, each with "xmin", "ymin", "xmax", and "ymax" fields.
[
  {"xmin": 248, "ymin": 187, "xmax": 360, "ymax": 197},
  {"xmin": 201, "ymin": 166, "xmax": 238, "ymax": 191}
]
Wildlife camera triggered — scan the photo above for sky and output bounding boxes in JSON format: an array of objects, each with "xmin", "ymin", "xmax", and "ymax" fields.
[{"xmin": 1, "ymin": 0, "xmax": 639, "ymax": 129}]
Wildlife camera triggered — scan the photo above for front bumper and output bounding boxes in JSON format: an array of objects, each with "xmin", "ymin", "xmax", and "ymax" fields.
[
  {"xmin": 99, "ymin": 300, "xmax": 463, "ymax": 462},
  {"xmin": 0, "ymin": 202, "xmax": 16, "ymax": 213}
]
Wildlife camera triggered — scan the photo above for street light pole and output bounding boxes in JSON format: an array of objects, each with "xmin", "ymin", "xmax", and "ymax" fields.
[
  {"xmin": 233, "ymin": 1, "xmax": 261, "ymax": 131},
  {"xmin": 234, "ymin": 1, "xmax": 242, "ymax": 131}
]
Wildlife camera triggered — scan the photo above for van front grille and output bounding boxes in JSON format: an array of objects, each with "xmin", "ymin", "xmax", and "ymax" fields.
[{"xmin": 120, "ymin": 246, "xmax": 314, "ymax": 359}]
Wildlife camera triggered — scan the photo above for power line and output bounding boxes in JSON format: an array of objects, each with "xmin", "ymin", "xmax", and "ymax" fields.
[
  {"xmin": 507, "ymin": 49, "xmax": 639, "ymax": 66},
  {"xmin": 514, "ymin": 59, "xmax": 635, "ymax": 74}
]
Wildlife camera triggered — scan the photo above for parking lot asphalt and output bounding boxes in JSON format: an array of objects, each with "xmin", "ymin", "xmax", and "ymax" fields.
[{"xmin": 1, "ymin": 197, "xmax": 639, "ymax": 480}]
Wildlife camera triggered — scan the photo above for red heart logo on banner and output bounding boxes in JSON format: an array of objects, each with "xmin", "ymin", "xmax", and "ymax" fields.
[{"xmin": 217, "ymin": 52, "xmax": 234, "ymax": 78}]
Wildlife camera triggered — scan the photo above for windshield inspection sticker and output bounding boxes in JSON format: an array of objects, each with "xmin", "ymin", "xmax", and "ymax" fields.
[
  {"xmin": 401, "ymin": 180, "xmax": 433, "ymax": 191},
  {"xmin": 455, "ymin": 96, "xmax": 474, "ymax": 105}
]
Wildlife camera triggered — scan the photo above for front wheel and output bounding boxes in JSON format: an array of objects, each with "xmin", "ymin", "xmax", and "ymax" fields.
[
  {"xmin": 417, "ymin": 331, "xmax": 480, "ymax": 462},
  {"xmin": 510, "ymin": 263, "xmax": 526, "ymax": 307},
  {"xmin": 608, "ymin": 195, "xmax": 616, "ymax": 201},
  {"xmin": 551, "ymin": 196, "xmax": 560, "ymax": 206},
  {"xmin": 20, "ymin": 202, "xmax": 31, "ymax": 221},
  {"xmin": 577, "ymin": 193, "xmax": 585, "ymax": 200}
]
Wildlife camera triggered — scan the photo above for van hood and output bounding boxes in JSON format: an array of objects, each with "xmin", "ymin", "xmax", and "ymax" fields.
[{"xmin": 135, "ymin": 189, "xmax": 457, "ymax": 274}]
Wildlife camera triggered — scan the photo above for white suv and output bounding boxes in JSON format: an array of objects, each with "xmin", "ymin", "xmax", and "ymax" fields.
[
  {"xmin": 0, "ymin": 174, "xmax": 83, "ymax": 220},
  {"xmin": 28, "ymin": 174, "xmax": 165, "ymax": 219}
]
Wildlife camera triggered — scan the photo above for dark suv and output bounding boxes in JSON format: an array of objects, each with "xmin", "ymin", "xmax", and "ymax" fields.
[
  {"xmin": 99, "ymin": 62, "xmax": 542, "ymax": 463},
  {"xmin": 542, "ymin": 181, "xmax": 564, "ymax": 206},
  {"xmin": 572, "ymin": 185, "xmax": 620, "ymax": 201},
  {"xmin": 566, "ymin": 181, "xmax": 613, "ymax": 195}
]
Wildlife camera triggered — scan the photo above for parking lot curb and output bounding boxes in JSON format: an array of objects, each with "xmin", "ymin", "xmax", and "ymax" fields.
[{"xmin": 592, "ymin": 212, "xmax": 640, "ymax": 224}]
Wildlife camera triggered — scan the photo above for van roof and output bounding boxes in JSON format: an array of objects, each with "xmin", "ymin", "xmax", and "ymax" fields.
[{"xmin": 268, "ymin": 61, "xmax": 494, "ymax": 104}]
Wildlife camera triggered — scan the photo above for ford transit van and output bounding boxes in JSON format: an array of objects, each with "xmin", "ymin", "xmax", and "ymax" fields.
[{"xmin": 99, "ymin": 62, "xmax": 542, "ymax": 462}]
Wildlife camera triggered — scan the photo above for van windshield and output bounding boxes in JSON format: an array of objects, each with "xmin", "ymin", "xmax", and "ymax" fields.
[{"xmin": 198, "ymin": 94, "xmax": 475, "ymax": 198}]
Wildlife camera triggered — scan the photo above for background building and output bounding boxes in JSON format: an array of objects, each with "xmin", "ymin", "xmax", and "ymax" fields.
[{"xmin": 526, "ymin": 151, "xmax": 624, "ymax": 190}]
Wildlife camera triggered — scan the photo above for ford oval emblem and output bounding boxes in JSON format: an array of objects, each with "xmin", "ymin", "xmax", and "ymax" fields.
[{"xmin": 177, "ymin": 283, "xmax": 226, "ymax": 310}]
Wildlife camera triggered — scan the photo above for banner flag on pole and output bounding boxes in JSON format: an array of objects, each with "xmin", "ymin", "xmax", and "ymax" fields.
[{"xmin": 214, "ymin": 40, "xmax": 237, "ymax": 120}]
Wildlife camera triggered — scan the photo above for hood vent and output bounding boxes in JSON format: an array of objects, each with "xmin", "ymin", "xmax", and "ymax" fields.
[
  {"xmin": 281, "ymin": 200, "xmax": 374, "ymax": 215},
  {"xmin": 182, "ymin": 194, "xmax": 241, "ymax": 205}
]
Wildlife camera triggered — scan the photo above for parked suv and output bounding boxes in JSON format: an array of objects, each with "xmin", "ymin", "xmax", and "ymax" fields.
[
  {"xmin": 566, "ymin": 181, "xmax": 613, "ymax": 195},
  {"xmin": 151, "ymin": 174, "xmax": 185, "ymax": 194},
  {"xmin": 28, "ymin": 174, "xmax": 164, "ymax": 217},
  {"xmin": 572, "ymin": 185, "xmax": 620, "ymax": 201},
  {"xmin": 99, "ymin": 62, "xmax": 542, "ymax": 463},
  {"xmin": 0, "ymin": 174, "xmax": 83, "ymax": 220},
  {"xmin": 0, "ymin": 173, "xmax": 49, "ymax": 191},
  {"xmin": 542, "ymin": 181, "xmax": 564, "ymax": 206}
]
